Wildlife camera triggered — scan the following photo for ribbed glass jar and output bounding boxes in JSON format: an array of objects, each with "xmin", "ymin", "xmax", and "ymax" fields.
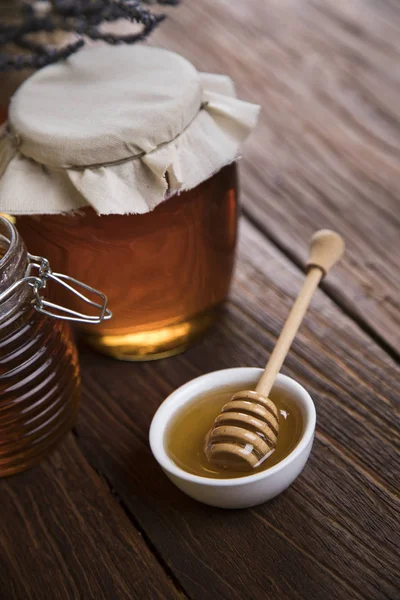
[
  {"xmin": 0, "ymin": 218, "xmax": 80, "ymax": 476},
  {"xmin": 18, "ymin": 163, "xmax": 238, "ymax": 360}
]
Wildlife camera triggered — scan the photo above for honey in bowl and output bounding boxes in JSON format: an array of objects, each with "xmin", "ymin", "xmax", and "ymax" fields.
[{"xmin": 165, "ymin": 384, "xmax": 303, "ymax": 479}]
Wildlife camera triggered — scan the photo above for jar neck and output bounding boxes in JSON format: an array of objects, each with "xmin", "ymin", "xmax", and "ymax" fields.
[{"xmin": 0, "ymin": 217, "xmax": 30, "ymax": 318}]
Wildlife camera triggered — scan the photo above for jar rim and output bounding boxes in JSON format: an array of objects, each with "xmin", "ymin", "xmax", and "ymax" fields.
[
  {"xmin": 0, "ymin": 216, "xmax": 18, "ymax": 270},
  {"xmin": 0, "ymin": 215, "xmax": 31, "ymax": 316}
]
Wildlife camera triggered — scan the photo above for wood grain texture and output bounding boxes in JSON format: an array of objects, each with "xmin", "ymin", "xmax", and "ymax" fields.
[
  {"xmin": 2, "ymin": 2, "xmax": 400, "ymax": 599},
  {"xmin": 150, "ymin": 0, "xmax": 400, "ymax": 354},
  {"xmin": 74, "ymin": 218, "xmax": 400, "ymax": 600},
  {"xmin": 0, "ymin": 434, "xmax": 182, "ymax": 600}
]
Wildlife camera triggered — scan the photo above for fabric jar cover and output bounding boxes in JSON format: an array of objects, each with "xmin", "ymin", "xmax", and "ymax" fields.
[{"xmin": 0, "ymin": 45, "xmax": 260, "ymax": 215}]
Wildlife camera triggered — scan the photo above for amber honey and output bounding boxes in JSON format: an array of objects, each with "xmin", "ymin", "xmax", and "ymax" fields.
[
  {"xmin": 165, "ymin": 384, "xmax": 303, "ymax": 479},
  {"xmin": 0, "ymin": 224, "xmax": 80, "ymax": 477},
  {"xmin": 17, "ymin": 164, "xmax": 238, "ymax": 360}
]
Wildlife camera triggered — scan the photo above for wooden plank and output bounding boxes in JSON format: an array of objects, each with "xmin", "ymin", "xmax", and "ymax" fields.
[
  {"xmin": 0, "ymin": 434, "xmax": 182, "ymax": 600},
  {"xmin": 150, "ymin": 0, "xmax": 400, "ymax": 354},
  {"xmin": 74, "ymin": 219, "xmax": 400, "ymax": 600}
]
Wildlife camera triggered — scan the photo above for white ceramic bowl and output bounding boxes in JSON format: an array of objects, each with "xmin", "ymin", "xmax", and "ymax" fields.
[{"xmin": 149, "ymin": 368, "xmax": 316, "ymax": 509}]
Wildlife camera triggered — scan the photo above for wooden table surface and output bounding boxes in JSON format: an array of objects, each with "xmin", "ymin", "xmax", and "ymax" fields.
[{"xmin": 1, "ymin": 2, "xmax": 399, "ymax": 599}]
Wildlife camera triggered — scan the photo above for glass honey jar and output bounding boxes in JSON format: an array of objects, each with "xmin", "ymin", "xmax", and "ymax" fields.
[
  {"xmin": 0, "ymin": 216, "xmax": 111, "ymax": 476},
  {"xmin": 0, "ymin": 45, "xmax": 259, "ymax": 361},
  {"xmin": 18, "ymin": 163, "xmax": 237, "ymax": 359}
]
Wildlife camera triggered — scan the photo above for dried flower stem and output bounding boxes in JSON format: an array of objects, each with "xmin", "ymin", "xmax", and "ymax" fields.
[{"xmin": 0, "ymin": 0, "xmax": 179, "ymax": 71}]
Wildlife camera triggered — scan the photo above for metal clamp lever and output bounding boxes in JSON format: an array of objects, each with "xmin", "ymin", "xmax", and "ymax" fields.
[{"xmin": 0, "ymin": 252, "xmax": 112, "ymax": 324}]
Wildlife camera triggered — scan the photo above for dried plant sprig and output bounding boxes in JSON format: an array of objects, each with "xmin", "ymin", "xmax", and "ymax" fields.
[{"xmin": 0, "ymin": 0, "xmax": 179, "ymax": 71}]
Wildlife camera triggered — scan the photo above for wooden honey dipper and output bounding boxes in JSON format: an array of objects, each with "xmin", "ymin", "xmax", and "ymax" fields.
[{"xmin": 204, "ymin": 230, "xmax": 345, "ymax": 471}]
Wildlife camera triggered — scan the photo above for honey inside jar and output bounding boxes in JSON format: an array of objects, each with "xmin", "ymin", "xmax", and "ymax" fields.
[
  {"xmin": 17, "ymin": 164, "xmax": 238, "ymax": 360},
  {"xmin": 165, "ymin": 384, "xmax": 303, "ymax": 479}
]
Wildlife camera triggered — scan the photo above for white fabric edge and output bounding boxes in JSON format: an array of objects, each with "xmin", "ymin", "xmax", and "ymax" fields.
[{"xmin": 0, "ymin": 73, "xmax": 260, "ymax": 215}]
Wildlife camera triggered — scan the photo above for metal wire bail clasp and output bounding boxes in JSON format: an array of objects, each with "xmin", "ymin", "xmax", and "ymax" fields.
[{"xmin": 27, "ymin": 253, "xmax": 112, "ymax": 324}]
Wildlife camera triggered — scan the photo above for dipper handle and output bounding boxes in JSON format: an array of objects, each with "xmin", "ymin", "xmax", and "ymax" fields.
[{"xmin": 255, "ymin": 230, "xmax": 345, "ymax": 398}]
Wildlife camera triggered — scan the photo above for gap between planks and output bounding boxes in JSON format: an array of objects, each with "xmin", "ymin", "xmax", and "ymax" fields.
[
  {"xmin": 71, "ymin": 428, "xmax": 190, "ymax": 600},
  {"xmin": 242, "ymin": 209, "xmax": 400, "ymax": 364}
]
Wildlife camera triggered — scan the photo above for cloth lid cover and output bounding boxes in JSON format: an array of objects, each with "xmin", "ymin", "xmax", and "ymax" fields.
[{"xmin": 0, "ymin": 45, "xmax": 260, "ymax": 215}]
